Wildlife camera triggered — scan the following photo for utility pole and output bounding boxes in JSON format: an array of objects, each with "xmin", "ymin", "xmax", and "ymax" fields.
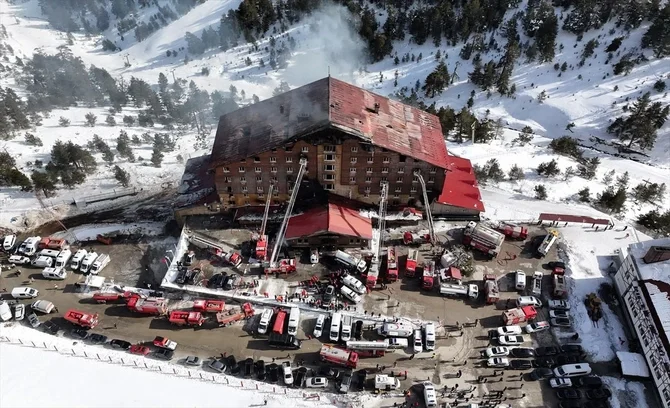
[{"xmin": 471, "ymin": 121, "xmax": 476, "ymax": 144}]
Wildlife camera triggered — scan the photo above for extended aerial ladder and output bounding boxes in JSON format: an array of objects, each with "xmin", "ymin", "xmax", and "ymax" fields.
[
  {"xmin": 264, "ymin": 158, "xmax": 307, "ymax": 275},
  {"xmin": 414, "ymin": 171, "xmax": 437, "ymax": 245},
  {"xmin": 365, "ymin": 182, "xmax": 388, "ymax": 289},
  {"xmin": 255, "ymin": 184, "xmax": 275, "ymax": 261}
]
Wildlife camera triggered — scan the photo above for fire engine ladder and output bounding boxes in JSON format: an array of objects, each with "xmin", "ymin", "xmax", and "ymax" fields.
[
  {"xmin": 268, "ymin": 158, "xmax": 307, "ymax": 269},
  {"xmin": 414, "ymin": 171, "xmax": 437, "ymax": 245},
  {"xmin": 259, "ymin": 184, "xmax": 274, "ymax": 239},
  {"xmin": 374, "ymin": 182, "xmax": 389, "ymax": 267}
]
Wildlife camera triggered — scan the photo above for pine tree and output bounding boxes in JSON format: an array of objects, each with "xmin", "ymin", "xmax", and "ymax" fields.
[
  {"xmin": 537, "ymin": 159, "xmax": 560, "ymax": 177},
  {"xmin": 607, "ymin": 92, "xmax": 669, "ymax": 150},
  {"xmin": 58, "ymin": 117, "xmax": 70, "ymax": 127},
  {"xmin": 113, "ymin": 165, "xmax": 130, "ymax": 187},
  {"xmin": 123, "ymin": 115, "xmax": 135, "ymax": 126},
  {"xmin": 632, "ymin": 182, "xmax": 666, "ymax": 203},
  {"xmin": 105, "ymin": 115, "xmax": 116, "ymax": 126},
  {"xmin": 422, "ymin": 61, "xmax": 450, "ymax": 97},
  {"xmin": 31, "ymin": 171, "xmax": 57, "ymax": 197},
  {"xmin": 151, "ymin": 146, "xmax": 164, "ymax": 167},
  {"xmin": 642, "ymin": 3, "xmax": 670, "ymax": 57},
  {"xmin": 534, "ymin": 184, "xmax": 548, "ymax": 200},
  {"xmin": 578, "ymin": 157, "xmax": 600, "ymax": 180},
  {"xmin": 597, "ymin": 186, "xmax": 627, "ymax": 213},
  {"xmin": 577, "ymin": 187, "xmax": 590, "ymax": 202},
  {"xmin": 508, "ymin": 164, "xmax": 525, "ymax": 180},
  {"xmin": 85, "ymin": 112, "xmax": 97, "ymax": 126}
]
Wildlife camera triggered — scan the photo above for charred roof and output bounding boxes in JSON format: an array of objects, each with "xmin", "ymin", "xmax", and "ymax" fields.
[{"xmin": 210, "ymin": 77, "xmax": 450, "ymax": 169}]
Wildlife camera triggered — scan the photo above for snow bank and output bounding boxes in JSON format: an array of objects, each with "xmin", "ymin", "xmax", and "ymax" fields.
[
  {"xmin": 600, "ymin": 376, "xmax": 651, "ymax": 408},
  {"xmin": 53, "ymin": 222, "xmax": 166, "ymax": 242}
]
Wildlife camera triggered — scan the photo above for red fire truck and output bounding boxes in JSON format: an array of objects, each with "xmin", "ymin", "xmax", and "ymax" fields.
[
  {"xmin": 502, "ymin": 306, "xmax": 537, "ymax": 325},
  {"xmin": 484, "ymin": 275, "xmax": 500, "ymax": 304},
  {"xmin": 386, "ymin": 247, "xmax": 398, "ymax": 282},
  {"xmin": 422, "ymin": 260, "xmax": 436, "ymax": 290},
  {"xmin": 272, "ymin": 309, "xmax": 288, "ymax": 334},
  {"xmin": 64, "ymin": 309, "xmax": 99, "ymax": 329},
  {"xmin": 126, "ymin": 295, "xmax": 167, "ymax": 316},
  {"xmin": 494, "ymin": 222, "xmax": 528, "ymax": 240},
  {"xmin": 405, "ymin": 249, "xmax": 420, "ymax": 278},
  {"xmin": 169, "ymin": 310, "xmax": 206, "ymax": 326},
  {"xmin": 320, "ymin": 345, "xmax": 359, "ymax": 368},
  {"xmin": 463, "ymin": 222, "xmax": 505, "ymax": 258},
  {"xmin": 193, "ymin": 299, "xmax": 226, "ymax": 313},
  {"xmin": 216, "ymin": 303, "xmax": 254, "ymax": 327},
  {"xmin": 403, "ymin": 232, "xmax": 431, "ymax": 246}
]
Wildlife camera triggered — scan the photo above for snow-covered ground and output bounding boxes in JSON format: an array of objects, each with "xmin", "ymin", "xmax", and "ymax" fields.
[{"xmin": 0, "ymin": 324, "xmax": 374, "ymax": 408}]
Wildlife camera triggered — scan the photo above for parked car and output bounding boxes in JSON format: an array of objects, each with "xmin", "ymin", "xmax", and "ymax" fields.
[
  {"xmin": 535, "ymin": 357, "xmax": 557, "ymax": 368},
  {"xmin": 339, "ymin": 285, "xmax": 362, "ymax": 303},
  {"xmin": 484, "ymin": 346, "xmax": 510, "ymax": 358},
  {"xmin": 154, "ymin": 348, "xmax": 175, "ymax": 360},
  {"xmin": 8, "ymin": 255, "xmax": 31, "ymax": 265},
  {"xmin": 548, "ymin": 300, "xmax": 571, "ymax": 310},
  {"xmin": 70, "ymin": 328, "xmax": 88, "ymax": 340},
  {"xmin": 572, "ymin": 376, "xmax": 603, "ymax": 388},
  {"xmin": 499, "ymin": 335, "xmax": 525, "ymax": 346},
  {"xmin": 130, "ymin": 344, "xmax": 151, "ymax": 356},
  {"xmin": 2, "ymin": 234, "xmax": 16, "ymax": 251},
  {"xmin": 313, "ymin": 314, "xmax": 325, "ymax": 338},
  {"xmin": 550, "ymin": 310, "xmax": 570, "ymax": 319},
  {"xmin": 355, "ymin": 369, "xmax": 368, "ymax": 390},
  {"xmin": 268, "ymin": 363, "xmax": 280, "ymax": 383},
  {"xmin": 323, "ymin": 285, "xmax": 335, "ymax": 303},
  {"xmin": 243, "ymin": 358, "xmax": 254, "ymax": 378},
  {"xmin": 27, "ymin": 312, "xmax": 40, "ymax": 328},
  {"xmin": 282, "ymin": 362, "xmax": 294, "ymax": 385},
  {"xmin": 256, "ymin": 360, "xmax": 266, "ymax": 381},
  {"xmin": 557, "ymin": 388, "xmax": 582, "ymax": 400},
  {"xmin": 86, "ymin": 333, "xmax": 108, "ymax": 344},
  {"xmin": 183, "ymin": 356, "xmax": 201, "ymax": 366},
  {"xmin": 550, "ymin": 378, "xmax": 573, "ymax": 388},
  {"xmin": 525, "ymin": 321, "xmax": 550, "ymax": 333},
  {"xmin": 294, "ymin": 367, "xmax": 308, "ymax": 388},
  {"xmin": 30, "ymin": 300, "xmax": 55, "ymax": 314},
  {"xmin": 42, "ymin": 320, "xmax": 60, "ymax": 335},
  {"xmin": 487, "ymin": 357, "xmax": 510, "ymax": 368},
  {"xmin": 226, "ymin": 356, "xmax": 237, "ymax": 373},
  {"xmin": 516, "ymin": 296, "xmax": 542, "ymax": 307},
  {"xmin": 11, "ymin": 287, "xmax": 39, "ymax": 299},
  {"xmin": 551, "ymin": 318, "xmax": 572, "ymax": 327},
  {"xmin": 13, "ymin": 304, "xmax": 25, "ymax": 321},
  {"xmin": 208, "ymin": 359, "xmax": 226, "ymax": 373},
  {"xmin": 319, "ymin": 366, "xmax": 341, "ymax": 380},
  {"xmin": 556, "ymin": 355, "xmax": 581, "ymax": 366},
  {"xmin": 305, "ymin": 377, "xmax": 328, "ymax": 388},
  {"xmin": 586, "ymin": 388, "xmax": 612, "ymax": 400},
  {"xmin": 110, "ymin": 339, "xmax": 131, "ymax": 350},
  {"xmin": 497, "ymin": 326, "xmax": 523, "ymax": 336},
  {"xmin": 560, "ymin": 344, "xmax": 585, "ymax": 356},
  {"xmin": 509, "ymin": 360, "xmax": 533, "ymax": 370},
  {"xmin": 510, "ymin": 347, "xmax": 535, "ymax": 358},
  {"xmin": 536, "ymin": 346, "xmax": 560, "ymax": 356},
  {"xmin": 529, "ymin": 368, "xmax": 554, "ymax": 380},
  {"xmin": 310, "ymin": 249, "xmax": 320, "ymax": 264},
  {"xmin": 338, "ymin": 369, "xmax": 353, "ymax": 393},
  {"xmin": 353, "ymin": 320, "xmax": 364, "ymax": 340}
]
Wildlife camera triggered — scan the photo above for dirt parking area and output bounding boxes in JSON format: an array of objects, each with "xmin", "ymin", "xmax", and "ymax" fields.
[{"xmin": 1, "ymin": 223, "xmax": 567, "ymax": 407}]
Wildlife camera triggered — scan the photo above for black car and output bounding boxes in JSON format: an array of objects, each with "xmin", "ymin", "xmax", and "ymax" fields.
[
  {"xmin": 319, "ymin": 365, "xmax": 341, "ymax": 379},
  {"xmin": 586, "ymin": 388, "xmax": 612, "ymax": 400},
  {"xmin": 534, "ymin": 357, "xmax": 557, "ymax": 368},
  {"xmin": 185, "ymin": 268, "xmax": 203, "ymax": 285},
  {"xmin": 338, "ymin": 369, "xmax": 353, "ymax": 393},
  {"xmin": 557, "ymin": 388, "xmax": 582, "ymax": 400},
  {"xmin": 561, "ymin": 344, "xmax": 585, "ymax": 356},
  {"xmin": 207, "ymin": 273, "xmax": 227, "ymax": 289},
  {"xmin": 355, "ymin": 369, "xmax": 368, "ymax": 390},
  {"xmin": 509, "ymin": 359, "xmax": 533, "ymax": 370},
  {"xmin": 86, "ymin": 333, "xmax": 108, "ymax": 344},
  {"xmin": 557, "ymin": 354, "xmax": 581, "ymax": 366},
  {"xmin": 243, "ymin": 358, "xmax": 254, "ymax": 378},
  {"xmin": 226, "ymin": 355, "xmax": 238, "ymax": 373},
  {"xmin": 267, "ymin": 363, "xmax": 280, "ymax": 383},
  {"xmin": 529, "ymin": 367, "xmax": 553, "ymax": 380},
  {"xmin": 573, "ymin": 376, "xmax": 603, "ymax": 388},
  {"xmin": 256, "ymin": 360, "xmax": 266, "ymax": 381},
  {"xmin": 154, "ymin": 349, "xmax": 175, "ymax": 360},
  {"xmin": 536, "ymin": 346, "xmax": 560, "ymax": 356},
  {"xmin": 70, "ymin": 328, "xmax": 89, "ymax": 340},
  {"xmin": 294, "ymin": 367, "xmax": 307, "ymax": 388},
  {"xmin": 510, "ymin": 348, "xmax": 535, "ymax": 358},
  {"xmin": 353, "ymin": 320, "xmax": 364, "ymax": 340},
  {"xmin": 323, "ymin": 285, "xmax": 335, "ymax": 303},
  {"xmin": 110, "ymin": 339, "xmax": 132, "ymax": 350},
  {"xmin": 43, "ymin": 320, "xmax": 61, "ymax": 335}
]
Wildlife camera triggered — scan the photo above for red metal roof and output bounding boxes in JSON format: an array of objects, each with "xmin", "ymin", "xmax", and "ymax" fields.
[
  {"xmin": 436, "ymin": 155, "xmax": 485, "ymax": 212},
  {"xmin": 328, "ymin": 78, "xmax": 449, "ymax": 169},
  {"xmin": 285, "ymin": 203, "xmax": 372, "ymax": 240}
]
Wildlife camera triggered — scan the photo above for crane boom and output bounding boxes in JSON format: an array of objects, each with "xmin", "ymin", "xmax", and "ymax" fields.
[
  {"xmin": 259, "ymin": 184, "xmax": 274, "ymax": 237},
  {"xmin": 268, "ymin": 158, "xmax": 307, "ymax": 267},
  {"xmin": 376, "ymin": 182, "xmax": 388, "ymax": 263},
  {"xmin": 414, "ymin": 171, "xmax": 437, "ymax": 245}
]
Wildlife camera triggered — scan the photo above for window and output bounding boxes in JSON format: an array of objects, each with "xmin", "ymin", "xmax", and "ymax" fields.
[
  {"xmin": 258, "ymin": 194, "xmax": 264, "ymax": 199},
  {"xmin": 393, "ymin": 194, "xmax": 400, "ymax": 198},
  {"xmin": 240, "ymin": 177, "xmax": 246, "ymax": 183},
  {"xmin": 383, "ymin": 157, "xmax": 390, "ymax": 163},
  {"xmin": 284, "ymin": 146, "xmax": 293, "ymax": 153},
  {"xmin": 301, "ymin": 146, "xmax": 309, "ymax": 153},
  {"xmin": 323, "ymin": 174, "xmax": 335, "ymax": 181},
  {"xmin": 224, "ymin": 177, "xmax": 232, "ymax": 183},
  {"xmin": 399, "ymin": 155, "xmax": 406, "ymax": 163},
  {"xmin": 351, "ymin": 146, "xmax": 358, "ymax": 152},
  {"xmin": 367, "ymin": 157, "xmax": 374, "ymax": 163},
  {"xmin": 222, "ymin": 167, "xmax": 230, "ymax": 173},
  {"xmin": 271, "ymin": 167, "xmax": 277, "ymax": 173},
  {"xmin": 411, "ymin": 186, "xmax": 417, "ymax": 193},
  {"xmin": 286, "ymin": 157, "xmax": 293, "ymax": 163},
  {"xmin": 241, "ymin": 186, "xmax": 248, "ymax": 193},
  {"xmin": 382, "ymin": 167, "xmax": 389, "ymax": 173},
  {"xmin": 396, "ymin": 176, "xmax": 403, "ymax": 183},
  {"xmin": 365, "ymin": 176, "xmax": 372, "ymax": 183},
  {"xmin": 240, "ymin": 158, "xmax": 246, "ymax": 163},
  {"xmin": 255, "ymin": 176, "xmax": 262, "ymax": 182},
  {"xmin": 395, "ymin": 187, "xmax": 402, "ymax": 193},
  {"xmin": 255, "ymin": 167, "xmax": 262, "ymax": 173},
  {"xmin": 324, "ymin": 184, "xmax": 334, "ymax": 191},
  {"xmin": 364, "ymin": 192, "xmax": 370, "ymax": 198},
  {"xmin": 286, "ymin": 167, "xmax": 293, "ymax": 174},
  {"xmin": 324, "ymin": 145, "xmax": 335, "ymax": 152},
  {"xmin": 273, "ymin": 189, "xmax": 279, "ymax": 196},
  {"xmin": 349, "ymin": 176, "xmax": 356, "ymax": 183},
  {"xmin": 239, "ymin": 166, "xmax": 245, "ymax": 172},
  {"xmin": 253, "ymin": 157, "xmax": 260, "ymax": 163},
  {"xmin": 428, "ymin": 176, "xmax": 435, "ymax": 183},
  {"xmin": 398, "ymin": 167, "xmax": 405, "ymax": 174},
  {"xmin": 349, "ymin": 168, "xmax": 357, "ymax": 173},
  {"xmin": 392, "ymin": 199, "xmax": 401, "ymax": 206},
  {"xmin": 257, "ymin": 187, "xmax": 263, "ymax": 193},
  {"xmin": 365, "ymin": 187, "xmax": 371, "ymax": 193},
  {"xmin": 271, "ymin": 148, "xmax": 277, "ymax": 153},
  {"xmin": 324, "ymin": 164, "xmax": 335, "ymax": 171},
  {"xmin": 366, "ymin": 167, "xmax": 373, "ymax": 173},
  {"xmin": 350, "ymin": 157, "xmax": 357, "ymax": 164},
  {"xmin": 270, "ymin": 157, "xmax": 277, "ymax": 163},
  {"xmin": 412, "ymin": 176, "xmax": 419, "ymax": 183},
  {"xmin": 430, "ymin": 167, "xmax": 437, "ymax": 173},
  {"xmin": 381, "ymin": 177, "xmax": 388, "ymax": 182},
  {"xmin": 325, "ymin": 154, "xmax": 334, "ymax": 161},
  {"xmin": 271, "ymin": 176, "xmax": 277, "ymax": 183}
]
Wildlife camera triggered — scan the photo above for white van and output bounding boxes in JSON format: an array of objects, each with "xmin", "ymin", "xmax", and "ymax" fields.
[
  {"xmin": 55, "ymin": 249, "xmax": 72, "ymax": 268},
  {"xmin": 2, "ymin": 234, "xmax": 16, "ymax": 251},
  {"xmin": 80, "ymin": 252, "xmax": 99, "ymax": 273},
  {"xmin": 18, "ymin": 236, "xmax": 40, "ymax": 256},
  {"xmin": 387, "ymin": 338, "xmax": 409, "ymax": 350},
  {"xmin": 329, "ymin": 312, "xmax": 342, "ymax": 342},
  {"xmin": 342, "ymin": 275, "xmax": 366, "ymax": 295},
  {"xmin": 424, "ymin": 323, "xmax": 436, "ymax": 351},
  {"xmin": 8, "ymin": 255, "xmax": 31, "ymax": 265},
  {"xmin": 538, "ymin": 232, "xmax": 558, "ymax": 257},
  {"xmin": 377, "ymin": 322, "xmax": 414, "ymax": 338},
  {"xmin": 257, "ymin": 309, "xmax": 274, "ymax": 335},
  {"xmin": 374, "ymin": 374, "xmax": 401, "ymax": 390},
  {"xmin": 340, "ymin": 315, "xmax": 353, "ymax": 342},
  {"xmin": 70, "ymin": 249, "xmax": 88, "ymax": 270},
  {"xmin": 287, "ymin": 307, "xmax": 301, "ymax": 336},
  {"xmin": 553, "ymin": 363, "xmax": 592, "ymax": 378},
  {"xmin": 39, "ymin": 249, "xmax": 61, "ymax": 258},
  {"xmin": 89, "ymin": 254, "xmax": 110, "ymax": 275},
  {"xmin": 413, "ymin": 329, "xmax": 423, "ymax": 353},
  {"xmin": 313, "ymin": 314, "xmax": 325, "ymax": 338},
  {"xmin": 515, "ymin": 271, "xmax": 526, "ymax": 291},
  {"xmin": 0, "ymin": 301, "xmax": 12, "ymax": 321},
  {"xmin": 42, "ymin": 267, "xmax": 67, "ymax": 280},
  {"xmin": 31, "ymin": 300, "xmax": 55, "ymax": 314},
  {"xmin": 32, "ymin": 256, "xmax": 53, "ymax": 268},
  {"xmin": 11, "ymin": 287, "xmax": 39, "ymax": 299},
  {"xmin": 516, "ymin": 296, "xmax": 542, "ymax": 308},
  {"xmin": 423, "ymin": 382, "xmax": 438, "ymax": 408},
  {"xmin": 532, "ymin": 271, "xmax": 543, "ymax": 296}
]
